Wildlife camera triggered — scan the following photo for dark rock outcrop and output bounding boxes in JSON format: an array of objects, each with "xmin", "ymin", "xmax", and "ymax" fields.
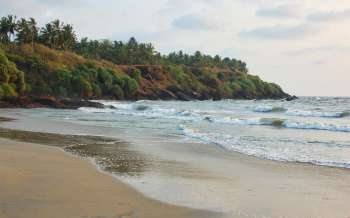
[
  {"xmin": 285, "ymin": 95, "xmax": 298, "ymax": 101},
  {"xmin": 0, "ymin": 97, "xmax": 105, "ymax": 109}
]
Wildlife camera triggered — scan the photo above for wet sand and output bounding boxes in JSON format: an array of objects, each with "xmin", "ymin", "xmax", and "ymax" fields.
[{"xmin": 0, "ymin": 138, "xmax": 217, "ymax": 218}]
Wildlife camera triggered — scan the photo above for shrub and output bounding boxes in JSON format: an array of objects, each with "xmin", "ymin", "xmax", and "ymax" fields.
[
  {"xmin": 51, "ymin": 69, "xmax": 72, "ymax": 97},
  {"xmin": 199, "ymin": 71, "xmax": 219, "ymax": 88},
  {"xmin": 30, "ymin": 78, "xmax": 52, "ymax": 96},
  {"xmin": 54, "ymin": 69, "xmax": 72, "ymax": 84},
  {"xmin": 0, "ymin": 50, "xmax": 8, "ymax": 65},
  {"xmin": 16, "ymin": 70, "xmax": 26, "ymax": 94},
  {"xmin": 237, "ymin": 78, "xmax": 257, "ymax": 98},
  {"xmin": 1, "ymin": 83, "xmax": 18, "ymax": 98},
  {"xmin": 230, "ymin": 81, "xmax": 241, "ymax": 97},
  {"xmin": 130, "ymin": 69, "xmax": 141, "ymax": 83},
  {"xmin": 0, "ymin": 49, "xmax": 26, "ymax": 95},
  {"xmin": 97, "ymin": 68, "xmax": 113, "ymax": 91},
  {"xmin": 0, "ymin": 65, "xmax": 9, "ymax": 83},
  {"xmin": 91, "ymin": 83, "xmax": 102, "ymax": 98},
  {"xmin": 168, "ymin": 65, "xmax": 185, "ymax": 82},
  {"xmin": 0, "ymin": 86, "xmax": 3, "ymax": 99},
  {"xmin": 217, "ymin": 72, "xmax": 225, "ymax": 81},
  {"xmin": 217, "ymin": 82, "xmax": 233, "ymax": 98},
  {"xmin": 123, "ymin": 77, "xmax": 138, "ymax": 97},
  {"xmin": 72, "ymin": 76, "xmax": 93, "ymax": 98},
  {"xmin": 111, "ymin": 84, "xmax": 124, "ymax": 99},
  {"xmin": 112, "ymin": 73, "xmax": 125, "ymax": 87}
]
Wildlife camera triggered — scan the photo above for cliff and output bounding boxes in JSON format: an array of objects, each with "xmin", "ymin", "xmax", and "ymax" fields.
[{"xmin": 0, "ymin": 43, "xmax": 290, "ymax": 108}]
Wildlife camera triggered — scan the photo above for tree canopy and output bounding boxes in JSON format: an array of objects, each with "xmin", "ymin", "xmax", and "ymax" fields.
[
  {"xmin": 0, "ymin": 15, "xmax": 247, "ymax": 72},
  {"xmin": 0, "ymin": 14, "xmax": 288, "ymax": 101}
]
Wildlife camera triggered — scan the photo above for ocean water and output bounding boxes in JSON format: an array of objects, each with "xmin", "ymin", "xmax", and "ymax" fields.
[
  {"xmin": 72, "ymin": 97, "xmax": 350, "ymax": 168},
  {"xmin": 1, "ymin": 97, "xmax": 350, "ymax": 215},
  {"xmin": 4, "ymin": 97, "xmax": 350, "ymax": 169}
]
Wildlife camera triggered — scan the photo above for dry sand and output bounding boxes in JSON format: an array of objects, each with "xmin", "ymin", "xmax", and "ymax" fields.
[{"xmin": 0, "ymin": 138, "xmax": 217, "ymax": 218}]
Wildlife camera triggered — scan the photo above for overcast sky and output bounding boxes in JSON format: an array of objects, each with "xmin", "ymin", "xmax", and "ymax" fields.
[{"xmin": 1, "ymin": 0, "xmax": 350, "ymax": 96}]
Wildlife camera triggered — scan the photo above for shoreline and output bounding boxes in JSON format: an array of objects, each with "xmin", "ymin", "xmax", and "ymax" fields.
[
  {"xmin": 1, "ymin": 115, "xmax": 350, "ymax": 217},
  {"xmin": 0, "ymin": 94, "xmax": 297, "ymax": 109},
  {"xmin": 0, "ymin": 137, "xmax": 219, "ymax": 218}
]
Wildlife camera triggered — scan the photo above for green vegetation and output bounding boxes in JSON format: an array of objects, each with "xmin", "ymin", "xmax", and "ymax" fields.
[
  {"xmin": 0, "ymin": 48, "xmax": 25, "ymax": 98},
  {"xmin": 0, "ymin": 15, "xmax": 288, "ymax": 101}
]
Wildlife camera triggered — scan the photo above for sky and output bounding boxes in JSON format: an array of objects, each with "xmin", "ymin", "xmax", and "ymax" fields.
[{"xmin": 1, "ymin": 0, "xmax": 350, "ymax": 96}]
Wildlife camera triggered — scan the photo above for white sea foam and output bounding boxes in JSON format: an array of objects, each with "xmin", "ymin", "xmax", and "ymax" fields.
[
  {"xmin": 78, "ymin": 107, "xmax": 116, "ymax": 113},
  {"xmin": 178, "ymin": 125, "xmax": 350, "ymax": 169},
  {"xmin": 284, "ymin": 121, "xmax": 350, "ymax": 132},
  {"xmin": 211, "ymin": 117, "xmax": 350, "ymax": 132},
  {"xmin": 253, "ymin": 105, "xmax": 350, "ymax": 118},
  {"xmin": 212, "ymin": 117, "xmax": 262, "ymax": 125},
  {"xmin": 286, "ymin": 110, "xmax": 350, "ymax": 118}
]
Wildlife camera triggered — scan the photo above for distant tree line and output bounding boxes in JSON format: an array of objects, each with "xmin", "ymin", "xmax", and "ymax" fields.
[{"xmin": 0, "ymin": 15, "xmax": 248, "ymax": 72}]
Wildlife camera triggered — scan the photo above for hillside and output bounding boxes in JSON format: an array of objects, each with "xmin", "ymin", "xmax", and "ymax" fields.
[{"xmin": 0, "ymin": 15, "xmax": 291, "ymax": 106}]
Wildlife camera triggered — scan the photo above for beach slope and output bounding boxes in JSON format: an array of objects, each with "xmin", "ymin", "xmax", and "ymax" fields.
[{"xmin": 0, "ymin": 138, "xmax": 216, "ymax": 218}]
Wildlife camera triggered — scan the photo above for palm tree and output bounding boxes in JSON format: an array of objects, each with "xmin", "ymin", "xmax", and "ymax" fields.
[
  {"xmin": 7, "ymin": 15, "xmax": 17, "ymax": 41},
  {"xmin": 40, "ymin": 22, "xmax": 56, "ymax": 48},
  {"xmin": 51, "ymin": 19, "xmax": 62, "ymax": 49},
  {"xmin": 40, "ymin": 19, "xmax": 76, "ymax": 50},
  {"xmin": 61, "ymin": 24, "xmax": 76, "ymax": 50},
  {"xmin": 0, "ymin": 18, "xmax": 7, "ymax": 43},
  {"xmin": 16, "ymin": 18, "xmax": 38, "ymax": 47},
  {"xmin": 0, "ymin": 15, "xmax": 17, "ymax": 43},
  {"xmin": 16, "ymin": 18, "xmax": 30, "ymax": 43},
  {"xmin": 28, "ymin": 18, "xmax": 38, "ymax": 47}
]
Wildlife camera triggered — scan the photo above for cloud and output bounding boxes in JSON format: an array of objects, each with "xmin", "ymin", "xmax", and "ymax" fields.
[
  {"xmin": 239, "ymin": 24, "xmax": 317, "ymax": 40},
  {"xmin": 256, "ymin": 4, "xmax": 300, "ymax": 18},
  {"xmin": 34, "ymin": 0, "xmax": 83, "ymax": 7},
  {"xmin": 0, "ymin": 0, "xmax": 84, "ymax": 23},
  {"xmin": 283, "ymin": 45, "xmax": 350, "ymax": 56},
  {"xmin": 307, "ymin": 9, "xmax": 350, "ymax": 22},
  {"xmin": 172, "ymin": 14, "xmax": 215, "ymax": 30}
]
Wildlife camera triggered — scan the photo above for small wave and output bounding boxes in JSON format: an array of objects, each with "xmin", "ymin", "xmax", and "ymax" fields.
[
  {"xmin": 86, "ymin": 101, "xmax": 204, "ymax": 122},
  {"xmin": 132, "ymin": 104, "xmax": 150, "ymax": 111},
  {"xmin": 260, "ymin": 118, "xmax": 285, "ymax": 127},
  {"xmin": 211, "ymin": 117, "xmax": 285, "ymax": 127},
  {"xmin": 78, "ymin": 107, "xmax": 116, "ymax": 113},
  {"xmin": 284, "ymin": 121, "xmax": 350, "ymax": 132},
  {"xmin": 175, "ymin": 110, "xmax": 200, "ymax": 117},
  {"xmin": 178, "ymin": 125, "xmax": 350, "ymax": 169},
  {"xmin": 253, "ymin": 106, "xmax": 286, "ymax": 113},
  {"xmin": 177, "ymin": 125, "xmax": 240, "ymax": 150},
  {"xmin": 210, "ymin": 117, "xmax": 350, "ymax": 133},
  {"xmin": 89, "ymin": 101, "xmax": 151, "ymax": 112},
  {"xmin": 254, "ymin": 106, "xmax": 350, "ymax": 118},
  {"xmin": 340, "ymin": 111, "xmax": 350, "ymax": 118},
  {"xmin": 286, "ymin": 110, "xmax": 350, "ymax": 118}
]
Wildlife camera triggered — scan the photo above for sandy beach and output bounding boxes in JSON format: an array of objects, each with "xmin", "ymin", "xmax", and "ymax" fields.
[{"xmin": 0, "ymin": 138, "xmax": 216, "ymax": 218}]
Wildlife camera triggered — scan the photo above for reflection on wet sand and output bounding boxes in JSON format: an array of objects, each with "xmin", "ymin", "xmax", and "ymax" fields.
[{"xmin": 0, "ymin": 126, "xmax": 152, "ymax": 176}]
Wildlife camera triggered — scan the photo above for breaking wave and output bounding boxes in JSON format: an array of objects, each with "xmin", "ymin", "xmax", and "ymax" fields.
[
  {"xmin": 286, "ymin": 110, "xmax": 350, "ymax": 118},
  {"xmin": 178, "ymin": 125, "xmax": 350, "ymax": 169},
  {"xmin": 254, "ymin": 105, "xmax": 349, "ymax": 118},
  {"xmin": 79, "ymin": 101, "xmax": 350, "ymax": 133},
  {"xmin": 253, "ymin": 106, "xmax": 286, "ymax": 113},
  {"xmin": 210, "ymin": 117, "xmax": 350, "ymax": 132}
]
